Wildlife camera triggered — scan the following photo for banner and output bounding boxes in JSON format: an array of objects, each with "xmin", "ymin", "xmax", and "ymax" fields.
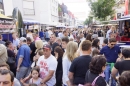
[
  {"xmin": 125, "ymin": 0, "xmax": 129, "ymax": 15},
  {"xmin": 0, "ymin": 18, "xmax": 15, "ymax": 29}
]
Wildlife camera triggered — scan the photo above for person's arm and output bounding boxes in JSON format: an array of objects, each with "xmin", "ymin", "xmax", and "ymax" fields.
[
  {"xmin": 69, "ymin": 59, "xmax": 76, "ymax": 86},
  {"xmin": 68, "ymin": 72, "xmax": 74, "ymax": 86},
  {"xmin": 41, "ymin": 70, "xmax": 54, "ymax": 84},
  {"xmin": 111, "ymin": 67, "xmax": 118, "ymax": 81},
  {"xmin": 17, "ymin": 48, "xmax": 24, "ymax": 71},
  {"xmin": 23, "ymin": 72, "xmax": 31, "ymax": 81},
  {"xmin": 17, "ymin": 58, "xmax": 23, "ymax": 71},
  {"xmin": 20, "ymin": 79, "xmax": 29, "ymax": 86}
]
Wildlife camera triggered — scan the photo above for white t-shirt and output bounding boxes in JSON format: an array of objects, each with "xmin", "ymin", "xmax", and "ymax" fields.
[
  {"xmin": 58, "ymin": 32, "xmax": 63, "ymax": 38},
  {"xmin": 48, "ymin": 30, "xmax": 53, "ymax": 37},
  {"xmin": 80, "ymin": 37, "xmax": 86, "ymax": 42},
  {"xmin": 62, "ymin": 55, "xmax": 72, "ymax": 85},
  {"xmin": 27, "ymin": 33, "xmax": 33, "ymax": 41},
  {"xmin": 13, "ymin": 38, "xmax": 20, "ymax": 47},
  {"xmin": 37, "ymin": 55, "xmax": 57, "ymax": 86}
]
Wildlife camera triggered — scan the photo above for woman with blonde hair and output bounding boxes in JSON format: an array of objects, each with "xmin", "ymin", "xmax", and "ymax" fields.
[
  {"xmin": 63, "ymin": 41, "xmax": 78, "ymax": 86},
  {"xmin": 33, "ymin": 40, "xmax": 44, "ymax": 64},
  {"xmin": 35, "ymin": 40, "xmax": 43, "ymax": 53}
]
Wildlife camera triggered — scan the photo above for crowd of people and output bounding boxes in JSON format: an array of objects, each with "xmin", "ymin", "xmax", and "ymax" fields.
[{"xmin": 0, "ymin": 26, "xmax": 130, "ymax": 86}]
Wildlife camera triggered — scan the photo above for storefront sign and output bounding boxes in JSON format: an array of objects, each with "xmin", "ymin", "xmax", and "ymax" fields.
[{"xmin": 0, "ymin": 19, "xmax": 15, "ymax": 29}]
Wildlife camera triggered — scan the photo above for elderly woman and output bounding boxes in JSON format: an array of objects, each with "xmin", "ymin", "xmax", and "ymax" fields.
[{"xmin": 85, "ymin": 56, "xmax": 107, "ymax": 86}]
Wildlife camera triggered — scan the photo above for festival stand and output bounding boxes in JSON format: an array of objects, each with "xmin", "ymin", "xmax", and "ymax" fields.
[{"xmin": 0, "ymin": 14, "xmax": 15, "ymax": 42}]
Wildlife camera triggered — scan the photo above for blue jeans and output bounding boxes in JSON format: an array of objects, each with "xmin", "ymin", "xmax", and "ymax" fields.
[
  {"xmin": 16, "ymin": 66, "xmax": 31, "ymax": 84},
  {"xmin": 105, "ymin": 64, "xmax": 116, "ymax": 86}
]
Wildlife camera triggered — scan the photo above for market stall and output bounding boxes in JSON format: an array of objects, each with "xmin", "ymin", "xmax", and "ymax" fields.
[
  {"xmin": 0, "ymin": 14, "xmax": 15, "ymax": 41},
  {"xmin": 23, "ymin": 19, "xmax": 40, "ymax": 34}
]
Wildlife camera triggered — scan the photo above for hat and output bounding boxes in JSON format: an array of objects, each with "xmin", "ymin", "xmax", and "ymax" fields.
[
  {"xmin": 20, "ymin": 37, "xmax": 26, "ymax": 42},
  {"xmin": 43, "ymin": 44, "xmax": 51, "ymax": 50}
]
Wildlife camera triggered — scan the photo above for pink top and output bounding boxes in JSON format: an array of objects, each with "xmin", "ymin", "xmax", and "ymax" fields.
[{"xmin": 35, "ymin": 37, "xmax": 41, "ymax": 41}]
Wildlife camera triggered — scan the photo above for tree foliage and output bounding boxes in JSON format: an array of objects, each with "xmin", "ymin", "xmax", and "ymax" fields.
[
  {"xmin": 84, "ymin": 16, "xmax": 93, "ymax": 25},
  {"xmin": 88, "ymin": 0, "xmax": 116, "ymax": 21}
]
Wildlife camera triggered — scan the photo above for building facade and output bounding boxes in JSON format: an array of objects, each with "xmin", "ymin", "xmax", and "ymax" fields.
[
  {"xmin": 0, "ymin": 0, "xmax": 4, "ymax": 14},
  {"xmin": 12, "ymin": 0, "xmax": 59, "ymax": 26},
  {"xmin": 114, "ymin": 0, "xmax": 125, "ymax": 19}
]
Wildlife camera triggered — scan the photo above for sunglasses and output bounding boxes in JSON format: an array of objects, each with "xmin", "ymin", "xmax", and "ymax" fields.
[{"xmin": 111, "ymin": 44, "xmax": 116, "ymax": 46}]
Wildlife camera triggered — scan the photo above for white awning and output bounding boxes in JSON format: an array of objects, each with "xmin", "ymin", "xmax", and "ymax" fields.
[{"xmin": 23, "ymin": 19, "xmax": 40, "ymax": 25}]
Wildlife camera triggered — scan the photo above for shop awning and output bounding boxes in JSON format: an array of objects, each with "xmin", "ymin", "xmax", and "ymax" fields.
[
  {"xmin": 116, "ymin": 15, "xmax": 130, "ymax": 21},
  {"xmin": 0, "ymin": 14, "xmax": 12, "ymax": 19},
  {"xmin": 23, "ymin": 19, "xmax": 40, "ymax": 25}
]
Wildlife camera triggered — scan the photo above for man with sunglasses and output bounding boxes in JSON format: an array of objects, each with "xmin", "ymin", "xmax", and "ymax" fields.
[{"xmin": 100, "ymin": 38, "xmax": 121, "ymax": 86}]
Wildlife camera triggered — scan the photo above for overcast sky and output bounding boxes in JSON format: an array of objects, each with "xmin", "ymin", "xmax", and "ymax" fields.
[{"xmin": 58, "ymin": 0, "xmax": 90, "ymax": 21}]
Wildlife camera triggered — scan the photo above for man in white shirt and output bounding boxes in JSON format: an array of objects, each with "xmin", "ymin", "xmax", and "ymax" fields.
[
  {"xmin": 12, "ymin": 33, "xmax": 20, "ymax": 47},
  {"xmin": 26, "ymin": 30, "xmax": 33, "ymax": 41},
  {"xmin": 37, "ymin": 44, "xmax": 57, "ymax": 86},
  {"xmin": 58, "ymin": 31, "xmax": 64, "ymax": 38}
]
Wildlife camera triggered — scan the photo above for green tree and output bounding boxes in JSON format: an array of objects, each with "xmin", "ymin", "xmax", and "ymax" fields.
[
  {"xmin": 88, "ymin": 0, "xmax": 115, "ymax": 21},
  {"xmin": 84, "ymin": 16, "xmax": 93, "ymax": 25}
]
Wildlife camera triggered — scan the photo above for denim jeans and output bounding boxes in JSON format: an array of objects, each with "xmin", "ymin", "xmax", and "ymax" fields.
[
  {"xmin": 16, "ymin": 66, "xmax": 31, "ymax": 81},
  {"xmin": 105, "ymin": 64, "xmax": 116, "ymax": 86}
]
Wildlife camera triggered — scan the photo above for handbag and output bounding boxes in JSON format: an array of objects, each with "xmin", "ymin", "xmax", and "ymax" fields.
[{"xmin": 7, "ymin": 57, "xmax": 15, "ymax": 64}]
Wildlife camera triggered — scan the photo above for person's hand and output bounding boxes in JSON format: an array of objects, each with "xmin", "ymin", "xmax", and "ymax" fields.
[
  {"xmin": 40, "ymin": 83, "xmax": 47, "ymax": 86},
  {"xmin": 16, "ymin": 67, "xmax": 20, "ymax": 72},
  {"xmin": 20, "ymin": 79, "xmax": 25, "ymax": 84},
  {"xmin": 14, "ymin": 49, "xmax": 17, "ymax": 55},
  {"xmin": 20, "ymin": 78, "xmax": 29, "ymax": 86},
  {"xmin": 34, "ymin": 54, "xmax": 39, "ymax": 61},
  {"xmin": 116, "ymin": 76, "xmax": 119, "ymax": 81},
  {"xmin": 23, "ymin": 76, "xmax": 30, "ymax": 82},
  {"xmin": 66, "ymin": 81, "xmax": 71, "ymax": 86}
]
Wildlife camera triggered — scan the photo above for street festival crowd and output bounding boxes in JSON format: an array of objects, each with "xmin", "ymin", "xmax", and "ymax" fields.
[{"xmin": 0, "ymin": 26, "xmax": 130, "ymax": 86}]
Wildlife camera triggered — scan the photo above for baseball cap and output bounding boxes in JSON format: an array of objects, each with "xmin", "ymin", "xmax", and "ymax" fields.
[
  {"xmin": 20, "ymin": 37, "xmax": 26, "ymax": 42},
  {"xmin": 43, "ymin": 44, "xmax": 51, "ymax": 50}
]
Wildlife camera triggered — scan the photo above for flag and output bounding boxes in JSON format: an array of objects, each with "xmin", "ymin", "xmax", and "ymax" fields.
[{"xmin": 125, "ymin": 0, "xmax": 129, "ymax": 15}]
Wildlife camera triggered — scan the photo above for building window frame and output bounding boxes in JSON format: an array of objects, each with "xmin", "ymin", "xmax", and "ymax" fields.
[{"xmin": 23, "ymin": 0, "xmax": 35, "ymax": 15}]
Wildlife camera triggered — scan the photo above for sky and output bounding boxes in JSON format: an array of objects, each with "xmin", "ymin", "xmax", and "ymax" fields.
[{"xmin": 58, "ymin": 0, "xmax": 90, "ymax": 21}]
